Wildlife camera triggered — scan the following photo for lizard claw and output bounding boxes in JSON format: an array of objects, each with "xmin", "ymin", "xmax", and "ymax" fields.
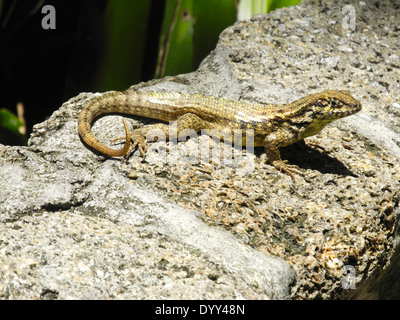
[{"xmin": 272, "ymin": 160, "xmax": 303, "ymax": 180}]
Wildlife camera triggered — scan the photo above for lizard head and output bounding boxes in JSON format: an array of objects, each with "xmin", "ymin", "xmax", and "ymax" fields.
[
  {"xmin": 309, "ymin": 89, "xmax": 362, "ymax": 120},
  {"xmin": 288, "ymin": 89, "xmax": 362, "ymax": 140}
]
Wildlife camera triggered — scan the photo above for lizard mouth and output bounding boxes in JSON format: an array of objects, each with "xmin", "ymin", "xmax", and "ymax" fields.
[
  {"xmin": 343, "ymin": 104, "xmax": 361, "ymax": 115},
  {"xmin": 351, "ymin": 103, "xmax": 362, "ymax": 113}
]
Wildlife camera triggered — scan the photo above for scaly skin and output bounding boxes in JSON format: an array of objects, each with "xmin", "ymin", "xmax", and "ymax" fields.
[{"xmin": 78, "ymin": 89, "xmax": 361, "ymax": 178}]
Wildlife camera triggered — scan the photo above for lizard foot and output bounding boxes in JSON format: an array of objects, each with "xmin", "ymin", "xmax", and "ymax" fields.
[
  {"xmin": 130, "ymin": 132, "xmax": 148, "ymax": 159},
  {"xmin": 111, "ymin": 133, "xmax": 148, "ymax": 159},
  {"xmin": 272, "ymin": 160, "xmax": 303, "ymax": 180}
]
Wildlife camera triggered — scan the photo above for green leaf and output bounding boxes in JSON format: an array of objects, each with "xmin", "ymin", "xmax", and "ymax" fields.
[
  {"xmin": 156, "ymin": 0, "xmax": 194, "ymax": 78},
  {"xmin": 193, "ymin": 0, "xmax": 236, "ymax": 68},
  {"xmin": 95, "ymin": 0, "xmax": 152, "ymax": 91},
  {"xmin": 0, "ymin": 108, "xmax": 23, "ymax": 135},
  {"xmin": 0, "ymin": 108, "xmax": 26, "ymax": 145},
  {"xmin": 238, "ymin": 0, "xmax": 301, "ymax": 20},
  {"xmin": 269, "ymin": 0, "xmax": 301, "ymax": 12}
]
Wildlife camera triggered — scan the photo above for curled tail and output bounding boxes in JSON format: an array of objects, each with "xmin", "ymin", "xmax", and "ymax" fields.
[{"xmin": 78, "ymin": 91, "xmax": 131, "ymax": 157}]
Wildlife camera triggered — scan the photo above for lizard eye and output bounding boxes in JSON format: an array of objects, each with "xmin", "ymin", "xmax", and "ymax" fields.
[{"xmin": 330, "ymin": 100, "xmax": 341, "ymax": 108}]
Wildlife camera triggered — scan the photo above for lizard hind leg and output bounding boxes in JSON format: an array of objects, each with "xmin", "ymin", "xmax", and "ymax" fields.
[
  {"xmin": 112, "ymin": 122, "xmax": 171, "ymax": 159},
  {"xmin": 110, "ymin": 129, "xmax": 148, "ymax": 159},
  {"xmin": 132, "ymin": 123, "xmax": 173, "ymax": 159},
  {"xmin": 113, "ymin": 113, "xmax": 211, "ymax": 160}
]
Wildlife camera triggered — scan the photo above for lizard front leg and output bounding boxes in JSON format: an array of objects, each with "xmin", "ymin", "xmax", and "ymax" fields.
[{"xmin": 264, "ymin": 130, "xmax": 303, "ymax": 179}]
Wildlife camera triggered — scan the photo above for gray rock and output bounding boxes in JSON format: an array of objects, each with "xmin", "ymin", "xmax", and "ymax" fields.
[
  {"xmin": 0, "ymin": 95, "xmax": 294, "ymax": 299},
  {"xmin": 1, "ymin": 0, "xmax": 400, "ymax": 300},
  {"xmin": 342, "ymin": 244, "xmax": 400, "ymax": 300}
]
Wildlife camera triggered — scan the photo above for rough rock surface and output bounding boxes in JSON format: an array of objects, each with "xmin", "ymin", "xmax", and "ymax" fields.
[
  {"xmin": 1, "ymin": 0, "xmax": 400, "ymax": 299},
  {"xmin": 0, "ymin": 111, "xmax": 294, "ymax": 299}
]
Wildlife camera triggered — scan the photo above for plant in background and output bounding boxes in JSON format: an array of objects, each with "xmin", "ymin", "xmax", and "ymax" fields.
[
  {"xmin": 0, "ymin": 106, "xmax": 26, "ymax": 145},
  {"xmin": 238, "ymin": 0, "xmax": 301, "ymax": 20},
  {"xmin": 0, "ymin": 0, "xmax": 300, "ymax": 147}
]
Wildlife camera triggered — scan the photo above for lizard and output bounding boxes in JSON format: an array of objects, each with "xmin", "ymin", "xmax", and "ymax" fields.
[{"xmin": 78, "ymin": 89, "xmax": 361, "ymax": 178}]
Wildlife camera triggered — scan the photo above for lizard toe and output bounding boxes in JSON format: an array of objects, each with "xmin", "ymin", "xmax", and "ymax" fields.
[
  {"xmin": 131, "ymin": 133, "xmax": 148, "ymax": 159},
  {"xmin": 272, "ymin": 160, "xmax": 303, "ymax": 179}
]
